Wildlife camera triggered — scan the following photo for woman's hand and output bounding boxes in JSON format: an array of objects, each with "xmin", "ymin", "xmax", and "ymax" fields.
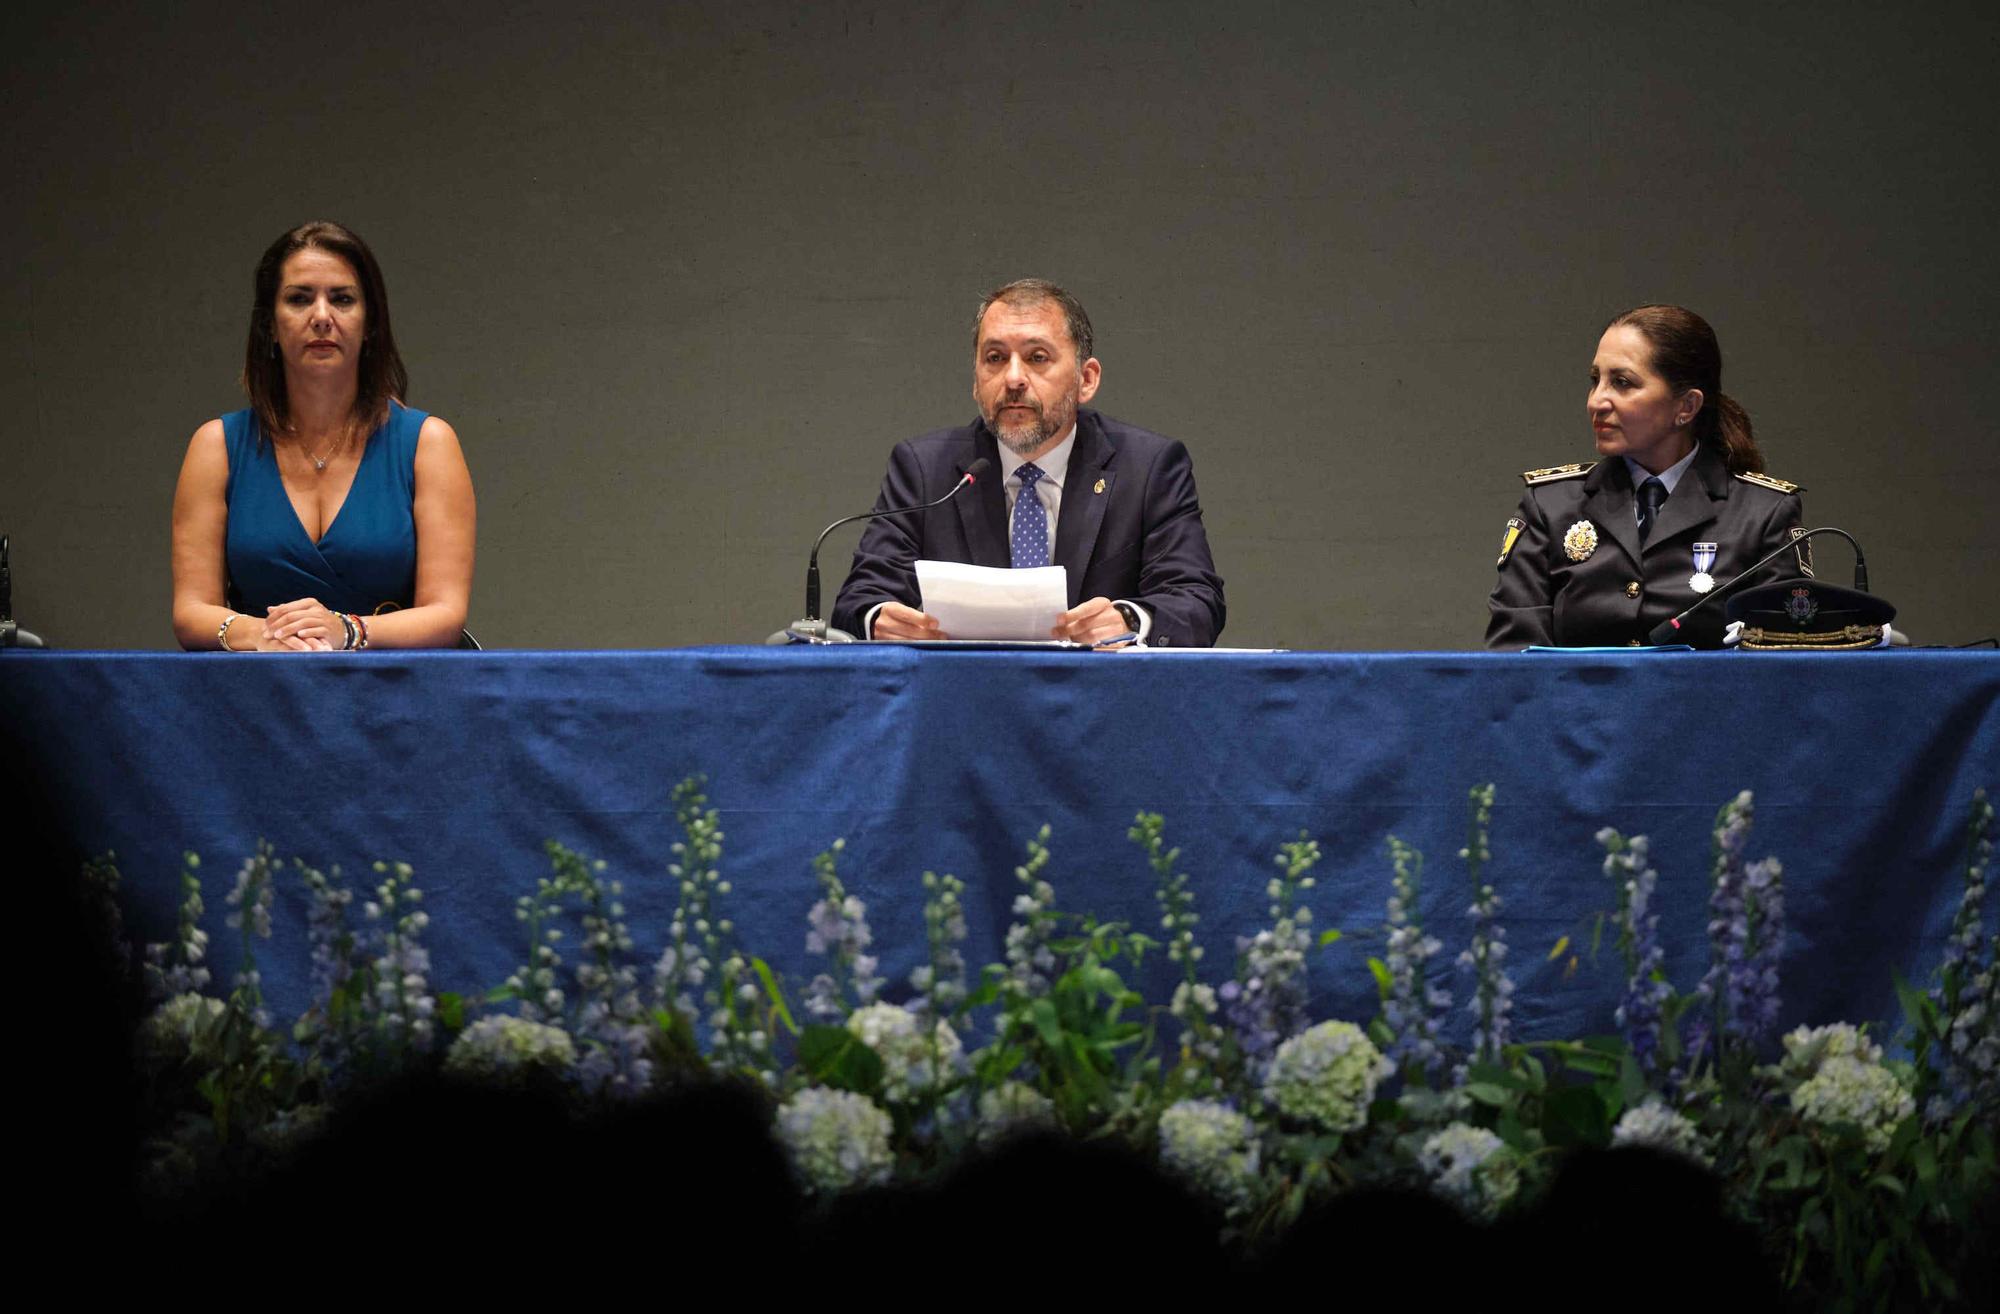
[{"xmin": 263, "ymin": 598, "xmax": 346, "ymax": 649}]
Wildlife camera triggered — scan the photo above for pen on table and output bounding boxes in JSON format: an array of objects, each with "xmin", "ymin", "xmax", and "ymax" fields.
[{"xmin": 1091, "ymin": 631, "xmax": 1140, "ymax": 650}]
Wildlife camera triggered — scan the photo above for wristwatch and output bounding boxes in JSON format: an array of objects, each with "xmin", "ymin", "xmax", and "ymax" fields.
[{"xmin": 1113, "ymin": 601, "xmax": 1142, "ymax": 632}]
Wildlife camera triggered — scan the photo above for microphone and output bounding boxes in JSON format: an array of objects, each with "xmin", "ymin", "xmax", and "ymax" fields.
[
  {"xmin": 1645, "ymin": 526, "xmax": 1867, "ymax": 646},
  {"xmin": 768, "ymin": 458, "xmax": 993, "ymax": 644},
  {"xmin": 0, "ymin": 535, "xmax": 47, "ymax": 649}
]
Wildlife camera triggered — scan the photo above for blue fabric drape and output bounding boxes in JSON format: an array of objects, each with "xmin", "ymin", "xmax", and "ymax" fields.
[{"xmin": 4, "ymin": 648, "xmax": 1992, "ymax": 1047}]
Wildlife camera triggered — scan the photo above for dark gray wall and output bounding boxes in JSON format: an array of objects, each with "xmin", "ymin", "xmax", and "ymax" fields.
[{"xmin": 4, "ymin": 0, "xmax": 1994, "ymax": 650}]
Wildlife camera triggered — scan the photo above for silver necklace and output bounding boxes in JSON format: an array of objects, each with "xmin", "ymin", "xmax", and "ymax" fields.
[{"xmin": 302, "ymin": 435, "xmax": 346, "ymax": 471}]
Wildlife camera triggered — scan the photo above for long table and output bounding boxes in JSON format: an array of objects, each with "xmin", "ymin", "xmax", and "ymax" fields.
[{"xmin": 5, "ymin": 648, "xmax": 1994, "ymax": 1050}]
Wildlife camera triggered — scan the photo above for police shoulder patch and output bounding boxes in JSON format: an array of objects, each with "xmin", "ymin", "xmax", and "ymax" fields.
[
  {"xmin": 1733, "ymin": 471, "xmax": 1802, "ymax": 494},
  {"xmin": 1520, "ymin": 461, "xmax": 1593, "ymax": 486},
  {"xmin": 1496, "ymin": 516, "xmax": 1526, "ymax": 568}
]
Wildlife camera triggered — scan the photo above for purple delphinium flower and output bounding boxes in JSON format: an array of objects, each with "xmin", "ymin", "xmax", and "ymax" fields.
[
  {"xmin": 1224, "ymin": 836, "xmax": 1319, "ymax": 1078},
  {"xmin": 1003, "ymin": 826, "xmax": 1061, "ymax": 1000},
  {"xmin": 1132, "ymin": 812, "xmax": 1222, "ymax": 1082},
  {"xmin": 1927, "ymin": 790, "xmax": 1996, "ymax": 1120},
  {"xmin": 1598, "ymin": 829, "xmax": 1671, "ymax": 1074},
  {"xmin": 299, "ymin": 861, "xmax": 355, "ymax": 1011},
  {"xmin": 801, "ymin": 840, "xmax": 882, "ymax": 1021},
  {"xmin": 543, "ymin": 840, "xmax": 654, "ymax": 1098},
  {"xmin": 363, "ymin": 859, "xmax": 438, "ymax": 1058},
  {"xmin": 1383, "ymin": 836, "xmax": 1451, "ymax": 1083},
  {"xmin": 1456, "ymin": 785, "xmax": 1512, "ymax": 1071},
  {"xmin": 293, "ymin": 858, "xmax": 363, "ymax": 1080},
  {"xmin": 223, "ymin": 841, "xmax": 277, "ymax": 1029},
  {"xmin": 143, "ymin": 854, "xmax": 212, "ymax": 1001},
  {"xmin": 1686, "ymin": 791, "xmax": 1785, "ymax": 1064},
  {"xmin": 911, "ymin": 869, "xmax": 967, "ymax": 1026}
]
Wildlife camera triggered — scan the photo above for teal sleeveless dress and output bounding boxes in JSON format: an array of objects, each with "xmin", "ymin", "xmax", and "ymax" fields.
[{"xmin": 222, "ymin": 402, "xmax": 425, "ymax": 615}]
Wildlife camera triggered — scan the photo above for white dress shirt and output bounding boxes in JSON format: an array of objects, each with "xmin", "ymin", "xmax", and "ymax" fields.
[{"xmin": 863, "ymin": 422, "xmax": 1149, "ymax": 641}]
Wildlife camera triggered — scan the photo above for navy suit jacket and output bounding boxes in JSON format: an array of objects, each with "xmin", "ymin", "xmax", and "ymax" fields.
[{"xmin": 832, "ymin": 409, "xmax": 1226, "ymax": 647}]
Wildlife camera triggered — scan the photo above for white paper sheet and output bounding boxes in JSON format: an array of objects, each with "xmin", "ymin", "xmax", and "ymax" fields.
[{"xmin": 915, "ymin": 560, "xmax": 1069, "ymax": 641}]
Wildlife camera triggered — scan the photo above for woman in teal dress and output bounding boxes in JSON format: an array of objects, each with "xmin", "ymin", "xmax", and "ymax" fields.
[{"xmin": 171, "ymin": 221, "xmax": 475, "ymax": 651}]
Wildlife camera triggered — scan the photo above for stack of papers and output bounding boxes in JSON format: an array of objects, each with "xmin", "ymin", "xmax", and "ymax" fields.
[{"xmin": 915, "ymin": 560, "xmax": 1068, "ymax": 641}]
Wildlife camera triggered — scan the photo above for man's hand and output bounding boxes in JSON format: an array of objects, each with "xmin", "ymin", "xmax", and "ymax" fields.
[
  {"xmin": 873, "ymin": 602, "xmax": 947, "ymax": 641},
  {"xmin": 1054, "ymin": 597, "xmax": 1133, "ymax": 647}
]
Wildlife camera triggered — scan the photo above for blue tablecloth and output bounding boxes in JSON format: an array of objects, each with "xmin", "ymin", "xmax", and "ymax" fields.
[{"xmin": 5, "ymin": 648, "xmax": 1994, "ymax": 1049}]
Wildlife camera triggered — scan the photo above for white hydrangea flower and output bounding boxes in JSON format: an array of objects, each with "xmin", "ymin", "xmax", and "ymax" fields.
[
  {"xmin": 846, "ymin": 1002, "xmax": 962, "ymax": 1103},
  {"xmin": 1790, "ymin": 1055, "xmax": 1915, "ymax": 1155},
  {"xmin": 1780, "ymin": 1022, "xmax": 1884, "ymax": 1079},
  {"xmin": 444, "ymin": 1014, "xmax": 577, "ymax": 1085},
  {"xmin": 775, "ymin": 1087, "xmax": 894, "ymax": 1193},
  {"xmin": 1262, "ymin": 1020, "xmax": 1391, "ymax": 1134},
  {"xmin": 976, "ymin": 1081, "xmax": 1058, "ymax": 1143},
  {"xmin": 1610, "ymin": 1098, "xmax": 1712, "ymax": 1166},
  {"xmin": 141, "ymin": 992, "xmax": 226, "ymax": 1061},
  {"xmin": 1418, "ymin": 1122, "xmax": 1519, "ymax": 1217},
  {"xmin": 1158, "ymin": 1099, "xmax": 1261, "ymax": 1211}
]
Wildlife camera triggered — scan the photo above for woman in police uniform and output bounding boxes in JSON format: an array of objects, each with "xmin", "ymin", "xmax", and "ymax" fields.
[{"xmin": 1486, "ymin": 304, "xmax": 1809, "ymax": 649}]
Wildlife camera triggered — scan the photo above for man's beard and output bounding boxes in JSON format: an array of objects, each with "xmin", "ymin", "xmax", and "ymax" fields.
[{"xmin": 989, "ymin": 396, "xmax": 1072, "ymax": 455}]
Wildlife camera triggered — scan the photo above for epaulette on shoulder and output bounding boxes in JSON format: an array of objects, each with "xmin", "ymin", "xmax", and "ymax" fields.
[
  {"xmin": 1733, "ymin": 471, "xmax": 1802, "ymax": 494},
  {"xmin": 1520, "ymin": 461, "xmax": 1593, "ymax": 486}
]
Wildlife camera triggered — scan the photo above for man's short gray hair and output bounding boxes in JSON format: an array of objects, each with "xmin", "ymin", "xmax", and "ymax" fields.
[{"xmin": 973, "ymin": 278, "xmax": 1095, "ymax": 364}]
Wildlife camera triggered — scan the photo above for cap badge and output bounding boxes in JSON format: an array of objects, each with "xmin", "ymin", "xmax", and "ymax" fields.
[
  {"xmin": 1785, "ymin": 586, "xmax": 1819, "ymax": 626},
  {"xmin": 1562, "ymin": 519, "xmax": 1599, "ymax": 562},
  {"xmin": 1689, "ymin": 542, "xmax": 1718, "ymax": 593}
]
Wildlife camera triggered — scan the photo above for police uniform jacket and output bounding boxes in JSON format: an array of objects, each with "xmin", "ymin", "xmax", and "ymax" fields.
[{"xmin": 1485, "ymin": 445, "xmax": 1807, "ymax": 649}]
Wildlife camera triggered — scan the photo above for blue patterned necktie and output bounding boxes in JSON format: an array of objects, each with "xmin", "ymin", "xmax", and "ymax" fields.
[
  {"xmin": 1636, "ymin": 477, "xmax": 1667, "ymax": 545},
  {"xmin": 1010, "ymin": 463, "xmax": 1049, "ymax": 568}
]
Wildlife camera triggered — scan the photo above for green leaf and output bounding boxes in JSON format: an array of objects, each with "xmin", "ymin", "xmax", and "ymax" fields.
[
  {"xmin": 750, "ymin": 957, "xmax": 799, "ymax": 1036},
  {"xmin": 436, "ymin": 992, "xmax": 465, "ymax": 1032},
  {"xmin": 1366, "ymin": 956, "xmax": 1393, "ymax": 1000},
  {"xmin": 1913, "ymin": 1138, "xmax": 1938, "ymax": 1186},
  {"xmin": 1892, "ymin": 971, "xmax": 1939, "ymax": 1036},
  {"xmin": 1317, "ymin": 928, "xmax": 1344, "ymax": 946},
  {"xmin": 797, "ymin": 1024, "xmax": 884, "ymax": 1093},
  {"xmin": 1557, "ymin": 1049, "xmax": 1619, "ymax": 1078},
  {"xmin": 1462, "ymin": 1081, "xmax": 1511, "ymax": 1108},
  {"xmin": 1540, "ymin": 1085, "xmax": 1611, "ymax": 1148},
  {"xmin": 1029, "ymin": 998, "xmax": 1064, "ymax": 1049}
]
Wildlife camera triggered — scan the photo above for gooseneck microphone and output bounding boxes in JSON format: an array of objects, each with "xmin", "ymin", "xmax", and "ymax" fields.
[
  {"xmin": 769, "ymin": 458, "xmax": 993, "ymax": 644},
  {"xmin": 1645, "ymin": 526, "xmax": 1867, "ymax": 646},
  {"xmin": 0, "ymin": 535, "xmax": 46, "ymax": 649}
]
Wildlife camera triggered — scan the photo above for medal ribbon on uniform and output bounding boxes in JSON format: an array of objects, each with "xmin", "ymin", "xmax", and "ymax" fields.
[{"xmin": 1689, "ymin": 541, "xmax": 1718, "ymax": 593}]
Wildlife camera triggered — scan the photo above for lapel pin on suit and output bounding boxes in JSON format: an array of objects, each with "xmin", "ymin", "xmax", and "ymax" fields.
[{"xmin": 1093, "ymin": 477, "xmax": 1106, "ymax": 494}]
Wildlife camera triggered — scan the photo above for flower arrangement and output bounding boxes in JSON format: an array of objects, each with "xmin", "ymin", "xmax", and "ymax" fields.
[{"xmin": 113, "ymin": 781, "xmax": 1996, "ymax": 1309}]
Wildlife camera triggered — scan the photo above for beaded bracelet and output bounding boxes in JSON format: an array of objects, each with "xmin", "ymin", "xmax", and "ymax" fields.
[
  {"xmin": 351, "ymin": 614, "xmax": 370, "ymax": 650},
  {"xmin": 217, "ymin": 613, "xmax": 242, "ymax": 651},
  {"xmin": 338, "ymin": 612, "xmax": 358, "ymax": 651}
]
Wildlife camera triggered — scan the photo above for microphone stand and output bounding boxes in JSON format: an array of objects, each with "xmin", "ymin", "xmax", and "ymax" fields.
[
  {"xmin": 0, "ymin": 535, "xmax": 45, "ymax": 649},
  {"xmin": 768, "ymin": 461, "xmax": 991, "ymax": 644},
  {"xmin": 1645, "ymin": 526, "xmax": 1867, "ymax": 645}
]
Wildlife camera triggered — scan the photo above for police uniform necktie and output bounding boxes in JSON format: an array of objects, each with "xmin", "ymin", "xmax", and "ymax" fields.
[
  {"xmin": 1010, "ymin": 463, "xmax": 1049, "ymax": 568},
  {"xmin": 1636, "ymin": 477, "xmax": 1668, "ymax": 545}
]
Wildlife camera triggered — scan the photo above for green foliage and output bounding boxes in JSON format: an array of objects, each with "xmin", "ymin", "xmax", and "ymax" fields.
[{"xmin": 107, "ymin": 779, "xmax": 1998, "ymax": 1306}]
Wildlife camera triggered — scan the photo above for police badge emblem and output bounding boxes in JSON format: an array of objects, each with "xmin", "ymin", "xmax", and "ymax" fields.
[
  {"xmin": 1562, "ymin": 520, "xmax": 1598, "ymax": 562},
  {"xmin": 1785, "ymin": 585, "xmax": 1819, "ymax": 626},
  {"xmin": 1689, "ymin": 542, "xmax": 1718, "ymax": 593}
]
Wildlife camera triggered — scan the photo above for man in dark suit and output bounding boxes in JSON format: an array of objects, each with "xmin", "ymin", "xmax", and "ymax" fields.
[{"xmin": 832, "ymin": 279, "xmax": 1225, "ymax": 647}]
